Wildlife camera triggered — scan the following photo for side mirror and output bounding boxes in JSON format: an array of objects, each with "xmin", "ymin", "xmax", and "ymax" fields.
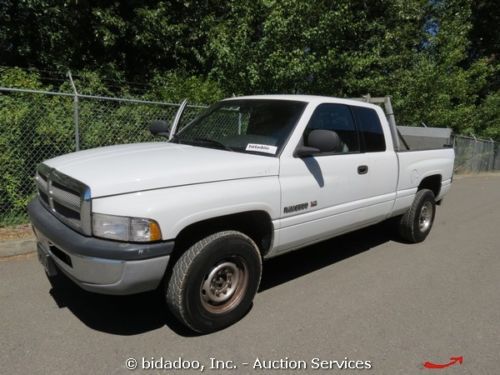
[
  {"xmin": 307, "ymin": 129, "xmax": 341, "ymax": 153},
  {"xmin": 294, "ymin": 129, "xmax": 342, "ymax": 157},
  {"xmin": 294, "ymin": 145, "xmax": 320, "ymax": 157},
  {"xmin": 149, "ymin": 120, "xmax": 170, "ymax": 137}
]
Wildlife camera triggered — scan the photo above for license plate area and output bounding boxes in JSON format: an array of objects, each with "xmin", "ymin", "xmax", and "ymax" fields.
[{"xmin": 37, "ymin": 243, "xmax": 58, "ymax": 277}]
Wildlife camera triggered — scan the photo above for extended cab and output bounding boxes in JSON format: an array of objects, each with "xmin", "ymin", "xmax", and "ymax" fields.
[{"xmin": 28, "ymin": 95, "xmax": 455, "ymax": 332}]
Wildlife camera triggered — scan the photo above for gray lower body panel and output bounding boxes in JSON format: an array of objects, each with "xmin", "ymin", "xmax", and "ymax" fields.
[
  {"xmin": 28, "ymin": 198, "xmax": 173, "ymax": 295},
  {"xmin": 34, "ymin": 225, "xmax": 170, "ymax": 295}
]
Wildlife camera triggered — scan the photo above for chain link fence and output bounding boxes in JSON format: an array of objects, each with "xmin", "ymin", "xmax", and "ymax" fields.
[
  {"xmin": 0, "ymin": 84, "xmax": 499, "ymax": 226},
  {"xmin": 0, "ymin": 85, "xmax": 206, "ymax": 225},
  {"xmin": 453, "ymin": 134, "xmax": 500, "ymax": 173},
  {"xmin": 77, "ymin": 96, "xmax": 206, "ymax": 150}
]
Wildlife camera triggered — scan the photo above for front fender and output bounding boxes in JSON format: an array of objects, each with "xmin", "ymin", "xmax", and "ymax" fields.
[{"xmin": 91, "ymin": 177, "xmax": 281, "ymax": 240}]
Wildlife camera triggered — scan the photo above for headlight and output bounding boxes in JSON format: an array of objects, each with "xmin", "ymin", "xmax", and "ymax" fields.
[{"xmin": 92, "ymin": 213, "xmax": 162, "ymax": 242}]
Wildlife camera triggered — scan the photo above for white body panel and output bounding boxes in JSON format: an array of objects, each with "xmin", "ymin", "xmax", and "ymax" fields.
[
  {"xmin": 44, "ymin": 142, "xmax": 279, "ymax": 197},
  {"xmin": 396, "ymin": 149, "xmax": 455, "ymax": 191},
  {"xmin": 40, "ymin": 94, "xmax": 455, "ymax": 258},
  {"xmin": 92, "ymin": 177, "xmax": 281, "ymax": 240},
  {"xmin": 274, "ymin": 100, "xmax": 399, "ymax": 254}
]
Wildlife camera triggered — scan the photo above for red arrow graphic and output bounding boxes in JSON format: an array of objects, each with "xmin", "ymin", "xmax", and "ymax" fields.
[{"xmin": 423, "ymin": 356, "xmax": 463, "ymax": 369}]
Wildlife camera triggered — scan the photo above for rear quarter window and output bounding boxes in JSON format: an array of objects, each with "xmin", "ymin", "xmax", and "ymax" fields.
[{"xmin": 351, "ymin": 106, "xmax": 386, "ymax": 152}]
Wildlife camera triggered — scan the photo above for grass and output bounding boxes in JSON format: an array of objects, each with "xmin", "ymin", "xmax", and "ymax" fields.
[{"xmin": 0, "ymin": 213, "xmax": 29, "ymax": 228}]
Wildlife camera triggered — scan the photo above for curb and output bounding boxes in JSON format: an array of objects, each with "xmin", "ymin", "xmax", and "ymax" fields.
[{"xmin": 0, "ymin": 238, "xmax": 36, "ymax": 258}]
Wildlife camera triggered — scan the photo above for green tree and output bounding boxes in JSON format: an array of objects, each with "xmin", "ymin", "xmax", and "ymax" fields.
[{"xmin": 0, "ymin": 0, "xmax": 498, "ymax": 139}]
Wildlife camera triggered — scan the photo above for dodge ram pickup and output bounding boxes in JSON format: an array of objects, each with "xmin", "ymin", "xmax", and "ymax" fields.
[{"xmin": 28, "ymin": 95, "xmax": 455, "ymax": 333}]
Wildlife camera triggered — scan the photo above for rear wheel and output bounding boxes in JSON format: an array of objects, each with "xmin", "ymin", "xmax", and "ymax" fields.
[
  {"xmin": 166, "ymin": 231, "xmax": 262, "ymax": 333},
  {"xmin": 399, "ymin": 189, "xmax": 436, "ymax": 243}
]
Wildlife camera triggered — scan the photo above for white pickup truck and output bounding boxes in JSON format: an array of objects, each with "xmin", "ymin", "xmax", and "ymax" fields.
[{"xmin": 28, "ymin": 95, "xmax": 454, "ymax": 333}]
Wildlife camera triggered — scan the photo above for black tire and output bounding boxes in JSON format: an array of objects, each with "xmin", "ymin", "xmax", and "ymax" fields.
[
  {"xmin": 399, "ymin": 189, "xmax": 436, "ymax": 243},
  {"xmin": 166, "ymin": 230, "xmax": 262, "ymax": 333}
]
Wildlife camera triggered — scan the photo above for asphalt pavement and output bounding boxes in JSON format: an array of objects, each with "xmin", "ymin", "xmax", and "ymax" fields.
[{"xmin": 1, "ymin": 175, "xmax": 499, "ymax": 375}]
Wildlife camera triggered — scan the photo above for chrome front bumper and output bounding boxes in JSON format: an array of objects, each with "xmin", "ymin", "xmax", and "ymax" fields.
[{"xmin": 28, "ymin": 198, "xmax": 173, "ymax": 295}]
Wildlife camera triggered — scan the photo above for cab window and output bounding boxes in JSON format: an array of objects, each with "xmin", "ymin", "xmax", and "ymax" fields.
[
  {"xmin": 351, "ymin": 106, "xmax": 386, "ymax": 152},
  {"xmin": 304, "ymin": 104, "xmax": 359, "ymax": 153}
]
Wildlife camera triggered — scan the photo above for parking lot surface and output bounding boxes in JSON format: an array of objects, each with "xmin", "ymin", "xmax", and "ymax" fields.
[{"xmin": 1, "ymin": 175, "xmax": 499, "ymax": 374}]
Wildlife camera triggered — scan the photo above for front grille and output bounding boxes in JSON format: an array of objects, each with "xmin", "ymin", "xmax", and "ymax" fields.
[
  {"xmin": 36, "ymin": 164, "xmax": 91, "ymax": 235},
  {"xmin": 39, "ymin": 190, "xmax": 49, "ymax": 205}
]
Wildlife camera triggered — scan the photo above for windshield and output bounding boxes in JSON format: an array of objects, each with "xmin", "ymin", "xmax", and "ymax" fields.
[{"xmin": 172, "ymin": 99, "xmax": 307, "ymax": 156}]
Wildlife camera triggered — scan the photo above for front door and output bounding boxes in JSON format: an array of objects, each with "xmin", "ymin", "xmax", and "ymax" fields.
[{"xmin": 276, "ymin": 103, "xmax": 396, "ymax": 254}]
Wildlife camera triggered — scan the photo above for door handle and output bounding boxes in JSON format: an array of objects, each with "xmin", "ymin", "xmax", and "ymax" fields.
[{"xmin": 358, "ymin": 165, "xmax": 368, "ymax": 175}]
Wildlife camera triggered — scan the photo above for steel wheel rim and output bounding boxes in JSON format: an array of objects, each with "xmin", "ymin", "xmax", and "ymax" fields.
[
  {"xmin": 200, "ymin": 258, "xmax": 248, "ymax": 314},
  {"xmin": 419, "ymin": 201, "xmax": 433, "ymax": 232}
]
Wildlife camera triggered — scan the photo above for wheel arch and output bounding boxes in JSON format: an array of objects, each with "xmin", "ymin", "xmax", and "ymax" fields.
[
  {"xmin": 171, "ymin": 210, "xmax": 274, "ymax": 260},
  {"xmin": 418, "ymin": 174, "xmax": 442, "ymax": 198}
]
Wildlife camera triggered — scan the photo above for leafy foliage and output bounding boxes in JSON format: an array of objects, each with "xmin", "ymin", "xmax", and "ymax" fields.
[
  {"xmin": 1, "ymin": 1, "xmax": 499, "ymax": 224},
  {"xmin": 0, "ymin": 1, "xmax": 499, "ymax": 137},
  {"xmin": 0, "ymin": 68, "xmax": 74, "ymax": 224}
]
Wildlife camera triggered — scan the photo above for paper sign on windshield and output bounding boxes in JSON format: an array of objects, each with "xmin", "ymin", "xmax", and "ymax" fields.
[{"xmin": 245, "ymin": 144, "xmax": 278, "ymax": 155}]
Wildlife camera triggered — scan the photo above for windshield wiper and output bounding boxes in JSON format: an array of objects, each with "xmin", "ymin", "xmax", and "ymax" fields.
[
  {"xmin": 191, "ymin": 137, "xmax": 234, "ymax": 151},
  {"xmin": 170, "ymin": 135, "xmax": 234, "ymax": 151}
]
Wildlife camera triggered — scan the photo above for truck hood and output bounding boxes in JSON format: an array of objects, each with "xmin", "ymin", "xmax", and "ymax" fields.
[{"xmin": 44, "ymin": 142, "xmax": 279, "ymax": 197}]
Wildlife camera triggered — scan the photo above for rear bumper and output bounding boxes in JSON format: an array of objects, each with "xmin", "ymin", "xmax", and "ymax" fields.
[{"xmin": 28, "ymin": 198, "xmax": 174, "ymax": 295}]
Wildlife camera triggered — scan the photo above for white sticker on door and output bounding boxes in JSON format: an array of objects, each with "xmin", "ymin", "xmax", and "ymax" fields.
[{"xmin": 245, "ymin": 143, "xmax": 278, "ymax": 155}]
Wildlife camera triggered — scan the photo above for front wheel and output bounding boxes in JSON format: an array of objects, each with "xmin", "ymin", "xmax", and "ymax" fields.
[
  {"xmin": 166, "ymin": 231, "xmax": 262, "ymax": 333},
  {"xmin": 398, "ymin": 189, "xmax": 436, "ymax": 243}
]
